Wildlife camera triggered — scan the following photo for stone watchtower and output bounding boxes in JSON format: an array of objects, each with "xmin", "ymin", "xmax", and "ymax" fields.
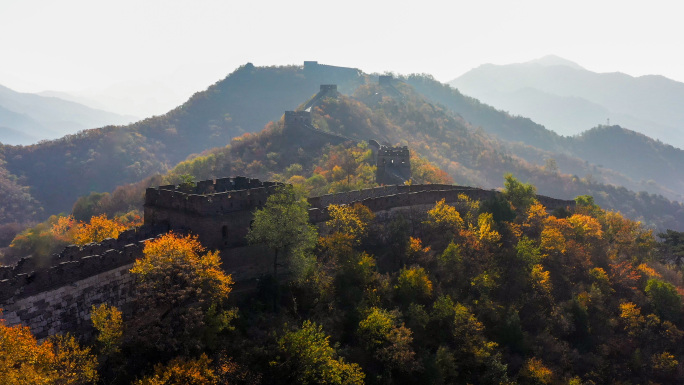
[
  {"xmin": 319, "ymin": 84, "xmax": 337, "ymax": 93},
  {"xmin": 144, "ymin": 177, "xmax": 282, "ymax": 250},
  {"xmin": 379, "ymin": 75, "xmax": 393, "ymax": 86},
  {"xmin": 369, "ymin": 140, "xmax": 411, "ymax": 185},
  {"xmin": 284, "ymin": 110, "xmax": 313, "ymax": 129}
]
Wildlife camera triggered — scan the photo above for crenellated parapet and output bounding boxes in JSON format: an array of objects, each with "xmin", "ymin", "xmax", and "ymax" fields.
[
  {"xmin": 0, "ymin": 224, "xmax": 166, "ymax": 339},
  {"xmin": 0, "ymin": 225, "xmax": 164, "ymax": 303},
  {"xmin": 144, "ymin": 177, "xmax": 283, "ymax": 251},
  {"xmin": 144, "ymin": 177, "xmax": 281, "ymax": 218}
]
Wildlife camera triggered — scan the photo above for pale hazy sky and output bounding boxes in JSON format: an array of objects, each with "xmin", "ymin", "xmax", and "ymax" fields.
[{"xmin": 1, "ymin": 0, "xmax": 682, "ymax": 116}]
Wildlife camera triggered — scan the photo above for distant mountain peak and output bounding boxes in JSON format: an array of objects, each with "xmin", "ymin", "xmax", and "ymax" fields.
[{"xmin": 525, "ymin": 55, "xmax": 584, "ymax": 70}]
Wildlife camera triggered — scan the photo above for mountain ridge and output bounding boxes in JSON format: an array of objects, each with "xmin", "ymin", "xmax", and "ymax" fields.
[
  {"xmin": 450, "ymin": 57, "xmax": 684, "ymax": 147},
  {"xmin": 0, "ymin": 84, "xmax": 137, "ymax": 145},
  {"xmin": 1, "ymin": 62, "xmax": 683, "ymax": 236}
]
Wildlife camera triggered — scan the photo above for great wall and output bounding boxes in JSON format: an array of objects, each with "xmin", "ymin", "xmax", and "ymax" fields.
[
  {"xmin": 0, "ymin": 74, "xmax": 575, "ymax": 339},
  {"xmin": 1, "ymin": 176, "xmax": 573, "ymax": 339}
]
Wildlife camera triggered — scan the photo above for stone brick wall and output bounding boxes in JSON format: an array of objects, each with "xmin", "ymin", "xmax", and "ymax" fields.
[{"xmin": 1, "ymin": 263, "xmax": 136, "ymax": 339}]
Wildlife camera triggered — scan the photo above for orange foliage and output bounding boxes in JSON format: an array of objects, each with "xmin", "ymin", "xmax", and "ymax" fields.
[
  {"xmin": 610, "ymin": 261, "xmax": 642, "ymax": 293},
  {"xmin": 0, "ymin": 315, "xmax": 99, "ymax": 384},
  {"xmin": 74, "ymin": 214, "xmax": 128, "ymax": 245},
  {"xmin": 133, "ymin": 232, "xmax": 233, "ymax": 299},
  {"xmin": 135, "ymin": 354, "xmax": 220, "ymax": 385}
]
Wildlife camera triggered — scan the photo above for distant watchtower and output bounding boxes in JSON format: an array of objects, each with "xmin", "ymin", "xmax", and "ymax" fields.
[
  {"xmin": 369, "ymin": 141, "xmax": 411, "ymax": 185},
  {"xmin": 379, "ymin": 75, "xmax": 393, "ymax": 86},
  {"xmin": 284, "ymin": 110, "xmax": 312, "ymax": 129}
]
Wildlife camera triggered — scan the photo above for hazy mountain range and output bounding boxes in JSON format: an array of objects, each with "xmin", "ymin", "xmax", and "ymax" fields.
[
  {"xmin": 1, "ymin": 62, "xmax": 684, "ymax": 235},
  {"xmin": 450, "ymin": 55, "xmax": 684, "ymax": 148},
  {"xmin": 0, "ymin": 85, "xmax": 137, "ymax": 145}
]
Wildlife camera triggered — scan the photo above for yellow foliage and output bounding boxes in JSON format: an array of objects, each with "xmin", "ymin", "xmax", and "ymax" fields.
[
  {"xmin": 426, "ymin": 199, "xmax": 464, "ymax": 231},
  {"xmin": 652, "ymin": 352, "xmax": 678, "ymax": 374},
  {"xmin": 396, "ymin": 266, "xmax": 433, "ymax": 300},
  {"xmin": 477, "ymin": 212, "xmax": 501, "ymax": 245},
  {"xmin": 131, "ymin": 232, "xmax": 233, "ymax": 299},
  {"xmin": 331, "ymin": 165, "xmax": 345, "ymax": 181},
  {"xmin": 74, "ymin": 214, "xmax": 127, "ymax": 245},
  {"xmin": 287, "ymin": 175, "xmax": 307, "ymax": 186},
  {"xmin": 407, "ymin": 237, "xmax": 431, "ymax": 263},
  {"xmin": 0, "ymin": 317, "xmax": 99, "ymax": 384},
  {"xmin": 637, "ymin": 263, "xmax": 661, "ymax": 279},
  {"xmin": 135, "ymin": 354, "xmax": 219, "ymax": 385},
  {"xmin": 567, "ymin": 214, "xmax": 603, "ymax": 240},
  {"xmin": 90, "ymin": 304, "xmax": 123, "ymax": 355},
  {"xmin": 619, "ymin": 302, "xmax": 645, "ymax": 336},
  {"xmin": 325, "ymin": 203, "xmax": 374, "ymax": 245},
  {"xmin": 540, "ymin": 227, "xmax": 566, "ymax": 254},
  {"xmin": 524, "ymin": 201, "xmax": 548, "ymax": 230},
  {"xmin": 531, "ymin": 264, "xmax": 552, "ymax": 294},
  {"xmin": 51, "ymin": 215, "xmax": 78, "ymax": 242},
  {"xmin": 520, "ymin": 357, "xmax": 554, "ymax": 384},
  {"xmin": 456, "ymin": 193, "xmax": 480, "ymax": 228}
]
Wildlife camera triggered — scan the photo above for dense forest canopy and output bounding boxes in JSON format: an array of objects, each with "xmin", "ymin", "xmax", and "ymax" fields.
[{"xmin": 3, "ymin": 177, "xmax": 684, "ymax": 384}]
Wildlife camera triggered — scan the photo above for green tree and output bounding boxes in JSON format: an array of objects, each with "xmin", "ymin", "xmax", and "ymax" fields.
[
  {"xmin": 657, "ymin": 229, "xmax": 684, "ymax": 266},
  {"xmin": 247, "ymin": 185, "xmax": 317, "ymax": 277},
  {"xmin": 503, "ymin": 173, "xmax": 536, "ymax": 214},
  {"xmin": 645, "ymin": 279, "xmax": 682, "ymax": 323},
  {"xmin": 277, "ymin": 320, "xmax": 365, "ymax": 385}
]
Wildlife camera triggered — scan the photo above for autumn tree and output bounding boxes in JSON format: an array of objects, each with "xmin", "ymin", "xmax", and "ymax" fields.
[
  {"xmin": 134, "ymin": 354, "xmax": 221, "ymax": 385},
  {"xmin": 319, "ymin": 203, "xmax": 379, "ymax": 310},
  {"xmin": 424, "ymin": 199, "xmax": 464, "ymax": 248},
  {"xmin": 130, "ymin": 233, "xmax": 235, "ymax": 355},
  {"xmin": 73, "ymin": 214, "xmax": 128, "ymax": 245},
  {"xmin": 395, "ymin": 266, "xmax": 433, "ymax": 305},
  {"xmin": 91, "ymin": 303, "xmax": 123, "ymax": 356},
  {"xmin": 0, "ymin": 317, "xmax": 98, "ymax": 384},
  {"xmin": 319, "ymin": 203, "xmax": 375, "ymax": 266}
]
